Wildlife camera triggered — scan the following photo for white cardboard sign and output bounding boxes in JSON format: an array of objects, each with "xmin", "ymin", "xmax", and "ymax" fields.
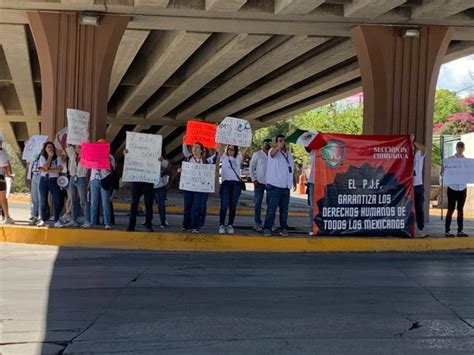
[
  {"xmin": 216, "ymin": 116, "xmax": 252, "ymax": 147},
  {"xmin": 66, "ymin": 109, "xmax": 90, "ymax": 145},
  {"xmin": 122, "ymin": 132, "xmax": 163, "ymax": 184},
  {"xmin": 122, "ymin": 132, "xmax": 162, "ymax": 184},
  {"xmin": 22, "ymin": 135, "xmax": 48, "ymax": 161},
  {"xmin": 179, "ymin": 162, "xmax": 216, "ymax": 193},
  {"xmin": 442, "ymin": 157, "xmax": 474, "ymax": 185}
]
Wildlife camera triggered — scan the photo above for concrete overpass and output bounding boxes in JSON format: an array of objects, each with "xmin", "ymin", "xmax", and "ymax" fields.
[{"xmin": 0, "ymin": 0, "xmax": 473, "ymax": 163}]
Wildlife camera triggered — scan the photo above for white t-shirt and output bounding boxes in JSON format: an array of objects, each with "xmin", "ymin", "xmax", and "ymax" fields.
[
  {"xmin": 307, "ymin": 150, "xmax": 316, "ymax": 184},
  {"xmin": 38, "ymin": 155, "xmax": 65, "ymax": 178},
  {"xmin": 91, "ymin": 154, "xmax": 116, "ymax": 181},
  {"xmin": 413, "ymin": 150, "xmax": 425, "ymax": 187},
  {"xmin": 66, "ymin": 146, "xmax": 89, "ymax": 178},
  {"xmin": 0, "ymin": 150, "xmax": 9, "ymax": 175},
  {"xmin": 266, "ymin": 148, "xmax": 295, "ymax": 189},
  {"xmin": 249, "ymin": 150, "xmax": 268, "ymax": 184},
  {"xmin": 445, "ymin": 155, "xmax": 467, "ymax": 191},
  {"xmin": 221, "ymin": 154, "xmax": 242, "ymax": 182}
]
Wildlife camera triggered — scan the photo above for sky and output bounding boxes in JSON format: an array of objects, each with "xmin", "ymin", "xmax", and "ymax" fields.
[
  {"xmin": 437, "ymin": 55, "xmax": 474, "ymax": 96},
  {"xmin": 343, "ymin": 54, "xmax": 474, "ymax": 104}
]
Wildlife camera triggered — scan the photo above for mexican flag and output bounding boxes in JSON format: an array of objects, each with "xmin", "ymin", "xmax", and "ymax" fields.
[{"xmin": 287, "ymin": 129, "xmax": 326, "ymax": 149}]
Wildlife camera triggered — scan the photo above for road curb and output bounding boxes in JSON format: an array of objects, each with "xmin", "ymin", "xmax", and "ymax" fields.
[{"xmin": 2, "ymin": 226, "xmax": 474, "ymax": 253}]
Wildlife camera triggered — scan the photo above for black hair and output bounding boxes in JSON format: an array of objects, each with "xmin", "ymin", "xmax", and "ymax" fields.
[
  {"xmin": 161, "ymin": 147, "xmax": 167, "ymax": 158},
  {"xmin": 194, "ymin": 142, "xmax": 204, "ymax": 151},
  {"xmin": 227, "ymin": 145, "xmax": 239, "ymax": 158},
  {"xmin": 457, "ymin": 141, "xmax": 465, "ymax": 149},
  {"xmin": 275, "ymin": 134, "xmax": 286, "ymax": 143},
  {"xmin": 41, "ymin": 141, "xmax": 57, "ymax": 161}
]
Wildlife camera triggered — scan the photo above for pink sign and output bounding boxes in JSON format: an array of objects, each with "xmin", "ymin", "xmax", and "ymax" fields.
[{"xmin": 80, "ymin": 142, "xmax": 110, "ymax": 170}]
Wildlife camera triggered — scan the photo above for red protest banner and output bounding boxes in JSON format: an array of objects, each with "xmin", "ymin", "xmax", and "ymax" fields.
[
  {"xmin": 311, "ymin": 134, "xmax": 415, "ymax": 238},
  {"xmin": 80, "ymin": 142, "xmax": 110, "ymax": 170},
  {"xmin": 184, "ymin": 121, "xmax": 217, "ymax": 149}
]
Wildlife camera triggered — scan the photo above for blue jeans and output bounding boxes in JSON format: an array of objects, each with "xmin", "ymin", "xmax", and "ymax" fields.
[
  {"xmin": 90, "ymin": 179, "xmax": 112, "ymax": 226},
  {"xmin": 263, "ymin": 184, "xmax": 290, "ymax": 231},
  {"xmin": 200, "ymin": 193, "xmax": 209, "ymax": 228},
  {"xmin": 219, "ymin": 180, "xmax": 242, "ymax": 226},
  {"xmin": 307, "ymin": 183, "xmax": 315, "ymax": 231},
  {"xmin": 183, "ymin": 190, "xmax": 205, "ymax": 230},
  {"xmin": 69, "ymin": 177, "xmax": 90, "ymax": 223},
  {"xmin": 30, "ymin": 173, "xmax": 41, "ymax": 218},
  {"xmin": 39, "ymin": 176, "xmax": 63, "ymax": 222},
  {"xmin": 254, "ymin": 182, "xmax": 267, "ymax": 226},
  {"xmin": 154, "ymin": 187, "xmax": 167, "ymax": 225}
]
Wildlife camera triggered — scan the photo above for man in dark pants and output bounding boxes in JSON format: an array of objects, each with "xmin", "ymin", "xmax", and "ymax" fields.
[
  {"xmin": 444, "ymin": 141, "xmax": 468, "ymax": 237},
  {"xmin": 411, "ymin": 135, "xmax": 428, "ymax": 238},
  {"xmin": 124, "ymin": 149, "xmax": 155, "ymax": 232},
  {"xmin": 127, "ymin": 181, "xmax": 154, "ymax": 232}
]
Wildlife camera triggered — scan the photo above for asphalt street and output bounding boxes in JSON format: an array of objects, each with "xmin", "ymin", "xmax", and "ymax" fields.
[{"xmin": 1, "ymin": 243, "xmax": 474, "ymax": 354}]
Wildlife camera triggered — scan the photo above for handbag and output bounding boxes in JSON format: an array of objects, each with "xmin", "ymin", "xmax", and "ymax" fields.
[
  {"xmin": 229, "ymin": 159, "xmax": 246, "ymax": 191},
  {"xmin": 100, "ymin": 171, "xmax": 119, "ymax": 191}
]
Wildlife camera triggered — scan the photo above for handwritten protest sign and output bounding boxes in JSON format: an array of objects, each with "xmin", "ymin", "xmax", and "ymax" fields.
[
  {"xmin": 54, "ymin": 127, "xmax": 68, "ymax": 152},
  {"xmin": 80, "ymin": 142, "xmax": 110, "ymax": 170},
  {"xmin": 179, "ymin": 162, "xmax": 216, "ymax": 193},
  {"xmin": 67, "ymin": 109, "xmax": 90, "ymax": 145},
  {"xmin": 442, "ymin": 158, "xmax": 474, "ymax": 185},
  {"xmin": 22, "ymin": 135, "xmax": 48, "ymax": 161},
  {"xmin": 216, "ymin": 116, "xmax": 252, "ymax": 147},
  {"xmin": 122, "ymin": 132, "xmax": 162, "ymax": 184},
  {"xmin": 184, "ymin": 121, "xmax": 217, "ymax": 149}
]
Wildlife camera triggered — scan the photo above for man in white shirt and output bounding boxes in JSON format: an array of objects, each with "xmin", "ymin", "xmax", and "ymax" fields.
[
  {"xmin": 263, "ymin": 135, "xmax": 295, "ymax": 237},
  {"xmin": 411, "ymin": 135, "xmax": 428, "ymax": 238},
  {"xmin": 249, "ymin": 138, "xmax": 271, "ymax": 231},
  {"xmin": 444, "ymin": 141, "xmax": 468, "ymax": 237}
]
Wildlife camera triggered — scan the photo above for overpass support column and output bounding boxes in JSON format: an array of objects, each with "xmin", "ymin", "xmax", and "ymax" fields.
[
  {"xmin": 27, "ymin": 12, "xmax": 130, "ymax": 140},
  {"xmin": 351, "ymin": 25, "xmax": 453, "ymax": 217}
]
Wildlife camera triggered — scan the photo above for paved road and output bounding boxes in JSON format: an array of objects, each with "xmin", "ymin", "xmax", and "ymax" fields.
[{"xmin": 2, "ymin": 244, "xmax": 474, "ymax": 354}]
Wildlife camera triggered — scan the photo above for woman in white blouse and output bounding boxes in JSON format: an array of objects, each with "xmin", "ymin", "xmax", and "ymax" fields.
[
  {"xmin": 37, "ymin": 141, "xmax": 65, "ymax": 227},
  {"xmin": 218, "ymin": 144, "xmax": 248, "ymax": 234}
]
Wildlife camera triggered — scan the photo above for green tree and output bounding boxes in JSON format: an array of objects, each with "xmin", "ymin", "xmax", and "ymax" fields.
[{"xmin": 433, "ymin": 89, "xmax": 465, "ymax": 124}]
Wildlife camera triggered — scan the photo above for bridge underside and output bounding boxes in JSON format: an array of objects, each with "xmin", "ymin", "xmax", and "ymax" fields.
[{"xmin": 0, "ymin": 0, "xmax": 473, "ymax": 163}]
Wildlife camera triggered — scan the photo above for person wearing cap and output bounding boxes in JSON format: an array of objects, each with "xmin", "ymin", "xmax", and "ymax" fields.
[
  {"xmin": 443, "ymin": 141, "xmax": 469, "ymax": 237},
  {"xmin": 0, "ymin": 140, "xmax": 14, "ymax": 224},
  {"xmin": 65, "ymin": 144, "xmax": 91, "ymax": 228},
  {"xmin": 249, "ymin": 138, "xmax": 271, "ymax": 232},
  {"xmin": 263, "ymin": 135, "xmax": 295, "ymax": 237}
]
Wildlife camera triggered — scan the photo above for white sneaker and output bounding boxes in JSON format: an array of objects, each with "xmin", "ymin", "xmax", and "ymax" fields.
[
  {"xmin": 227, "ymin": 225, "xmax": 234, "ymax": 234},
  {"xmin": 105, "ymin": 225, "xmax": 112, "ymax": 230},
  {"xmin": 82, "ymin": 221, "xmax": 91, "ymax": 229},
  {"xmin": 219, "ymin": 225, "xmax": 226, "ymax": 234},
  {"xmin": 37, "ymin": 220, "xmax": 47, "ymax": 227},
  {"xmin": 54, "ymin": 221, "xmax": 65, "ymax": 228},
  {"xmin": 65, "ymin": 221, "xmax": 79, "ymax": 227},
  {"xmin": 2, "ymin": 216, "xmax": 14, "ymax": 225}
]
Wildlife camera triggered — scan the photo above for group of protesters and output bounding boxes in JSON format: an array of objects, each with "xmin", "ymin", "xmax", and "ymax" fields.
[{"xmin": 0, "ymin": 129, "xmax": 469, "ymax": 238}]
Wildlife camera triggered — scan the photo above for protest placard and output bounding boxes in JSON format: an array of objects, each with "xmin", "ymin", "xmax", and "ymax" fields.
[
  {"xmin": 122, "ymin": 132, "xmax": 162, "ymax": 184},
  {"xmin": 67, "ymin": 109, "xmax": 90, "ymax": 145},
  {"xmin": 80, "ymin": 142, "xmax": 110, "ymax": 170},
  {"xmin": 442, "ymin": 157, "xmax": 474, "ymax": 185},
  {"xmin": 216, "ymin": 116, "xmax": 252, "ymax": 147},
  {"xmin": 22, "ymin": 135, "xmax": 48, "ymax": 161},
  {"xmin": 179, "ymin": 162, "xmax": 216, "ymax": 193},
  {"xmin": 184, "ymin": 121, "xmax": 217, "ymax": 148}
]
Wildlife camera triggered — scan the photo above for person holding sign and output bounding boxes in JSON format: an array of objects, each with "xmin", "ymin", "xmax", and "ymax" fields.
[
  {"xmin": 411, "ymin": 135, "xmax": 429, "ymax": 238},
  {"xmin": 180, "ymin": 142, "xmax": 213, "ymax": 233},
  {"xmin": 263, "ymin": 135, "xmax": 295, "ymax": 237},
  {"xmin": 26, "ymin": 157, "xmax": 41, "ymax": 225},
  {"xmin": 443, "ymin": 141, "xmax": 469, "ymax": 237},
  {"xmin": 65, "ymin": 144, "xmax": 91, "ymax": 228},
  {"xmin": 217, "ymin": 144, "xmax": 248, "ymax": 234},
  {"xmin": 37, "ymin": 142, "xmax": 66, "ymax": 228},
  {"xmin": 90, "ymin": 139, "xmax": 115, "ymax": 230},
  {"xmin": 153, "ymin": 150, "xmax": 171, "ymax": 229}
]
